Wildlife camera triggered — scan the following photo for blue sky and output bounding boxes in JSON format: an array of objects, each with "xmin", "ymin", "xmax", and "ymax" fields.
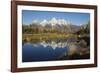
[{"xmin": 22, "ymin": 10, "xmax": 90, "ymax": 25}]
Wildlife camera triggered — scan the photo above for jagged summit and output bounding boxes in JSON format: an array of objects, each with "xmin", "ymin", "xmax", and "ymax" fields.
[
  {"xmin": 31, "ymin": 17, "xmax": 80, "ymax": 33},
  {"xmin": 49, "ymin": 17, "xmax": 58, "ymax": 26},
  {"xmin": 32, "ymin": 17, "xmax": 71, "ymax": 27},
  {"xmin": 40, "ymin": 19, "xmax": 48, "ymax": 26}
]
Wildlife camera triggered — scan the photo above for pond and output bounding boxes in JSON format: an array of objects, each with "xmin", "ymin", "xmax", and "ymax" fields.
[{"xmin": 22, "ymin": 37, "xmax": 90, "ymax": 62}]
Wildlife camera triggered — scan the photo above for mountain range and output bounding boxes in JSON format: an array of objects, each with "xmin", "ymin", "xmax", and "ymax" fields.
[{"xmin": 28, "ymin": 17, "xmax": 82, "ymax": 33}]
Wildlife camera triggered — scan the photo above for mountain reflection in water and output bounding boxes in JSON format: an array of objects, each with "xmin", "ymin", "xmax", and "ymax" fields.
[{"xmin": 22, "ymin": 38, "xmax": 90, "ymax": 62}]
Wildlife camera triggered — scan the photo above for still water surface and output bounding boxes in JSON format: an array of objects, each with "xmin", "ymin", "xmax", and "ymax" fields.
[{"xmin": 22, "ymin": 38, "xmax": 79, "ymax": 62}]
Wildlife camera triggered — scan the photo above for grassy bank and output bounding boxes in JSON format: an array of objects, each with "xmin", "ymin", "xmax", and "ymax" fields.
[
  {"xmin": 22, "ymin": 33, "xmax": 78, "ymax": 43},
  {"xmin": 22, "ymin": 33, "xmax": 89, "ymax": 43}
]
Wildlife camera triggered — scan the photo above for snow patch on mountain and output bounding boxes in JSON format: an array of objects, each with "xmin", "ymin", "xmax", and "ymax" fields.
[{"xmin": 32, "ymin": 17, "xmax": 71, "ymax": 27}]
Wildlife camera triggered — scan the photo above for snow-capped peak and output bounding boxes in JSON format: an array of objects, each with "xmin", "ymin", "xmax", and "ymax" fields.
[
  {"xmin": 32, "ymin": 17, "xmax": 72, "ymax": 27},
  {"xmin": 49, "ymin": 17, "xmax": 58, "ymax": 26},
  {"xmin": 58, "ymin": 19, "xmax": 67, "ymax": 25},
  {"xmin": 40, "ymin": 19, "xmax": 48, "ymax": 26}
]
